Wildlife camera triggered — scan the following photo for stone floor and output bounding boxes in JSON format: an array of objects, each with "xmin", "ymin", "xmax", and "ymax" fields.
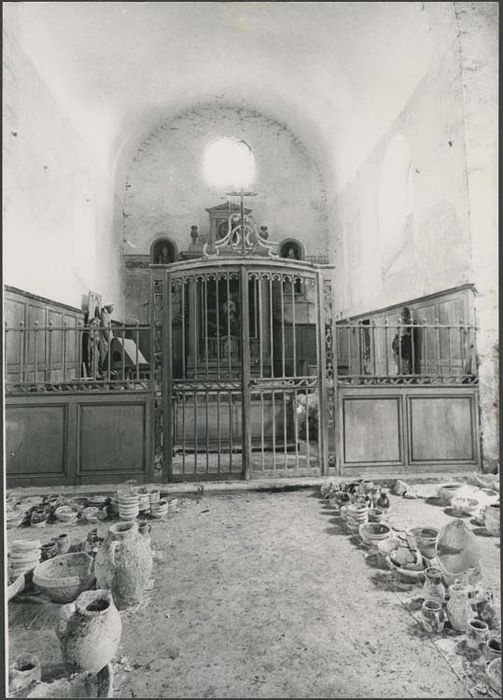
[{"xmin": 7, "ymin": 482, "xmax": 501, "ymax": 698}]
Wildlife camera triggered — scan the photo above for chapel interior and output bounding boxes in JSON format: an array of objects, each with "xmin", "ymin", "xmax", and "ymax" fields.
[{"xmin": 3, "ymin": 2, "xmax": 498, "ymax": 485}]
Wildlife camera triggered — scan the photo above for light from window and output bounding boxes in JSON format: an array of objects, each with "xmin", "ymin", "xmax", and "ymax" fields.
[{"xmin": 203, "ymin": 137, "xmax": 255, "ymax": 190}]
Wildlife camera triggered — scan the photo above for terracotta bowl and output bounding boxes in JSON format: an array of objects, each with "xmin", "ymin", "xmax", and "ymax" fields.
[
  {"xmin": 33, "ymin": 553, "xmax": 95, "ymax": 603},
  {"xmin": 359, "ymin": 522, "xmax": 391, "ymax": 546},
  {"xmin": 451, "ymin": 497, "xmax": 479, "ymax": 516},
  {"xmin": 81, "ymin": 507, "xmax": 101, "ymax": 523},
  {"xmin": 437, "ymin": 483, "xmax": 464, "ymax": 506},
  {"xmin": 54, "ymin": 506, "xmax": 79, "ymax": 524}
]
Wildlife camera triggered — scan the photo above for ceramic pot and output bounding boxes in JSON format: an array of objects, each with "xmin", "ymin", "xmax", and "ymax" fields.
[
  {"xmin": 482, "ymin": 637, "xmax": 501, "ymax": 662},
  {"xmin": 421, "ymin": 567, "xmax": 446, "ymax": 604},
  {"xmin": 466, "ymin": 619, "xmax": 489, "ymax": 654},
  {"xmin": 56, "ymin": 589, "xmax": 122, "ymax": 673},
  {"xmin": 368, "ymin": 508, "xmax": 385, "ymax": 524},
  {"xmin": 376, "ymin": 491, "xmax": 390, "ymax": 510},
  {"xmin": 33, "ymin": 552, "xmax": 95, "ymax": 603},
  {"xmin": 421, "ymin": 600, "xmax": 446, "ymax": 633},
  {"xmin": 138, "ymin": 489, "xmax": 151, "ymax": 512},
  {"xmin": 57, "ymin": 534, "xmax": 71, "ymax": 555},
  {"xmin": 437, "ymin": 483, "xmax": 463, "ymax": 506},
  {"xmin": 9, "ymin": 540, "xmax": 41, "ymax": 577},
  {"xmin": 9, "ymin": 654, "xmax": 41, "ymax": 694},
  {"xmin": 148, "ymin": 489, "xmax": 161, "ymax": 506},
  {"xmin": 151, "ymin": 499, "xmax": 169, "ymax": 520},
  {"xmin": 484, "ymin": 503, "xmax": 500, "ymax": 537},
  {"xmin": 40, "ymin": 540, "xmax": 58, "ymax": 561},
  {"xmin": 94, "ymin": 521, "xmax": 153, "ymax": 609},
  {"xmin": 473, "ymin": 590, "xmax": 498, "ymax": 629},
  {"xmin": 409, "ymin": 527, "xmax": 439, "ymax": 560},
  {"xmin": 446, "ymin": 582, "xmax": 473, "ymax": 632},
  {"xmin": 30, "ymin": 508, "xmax": 48, "ymax": 528},
  {"xmin": 55, "ymin": 506, "xmax": 79, "ymax": 524}
]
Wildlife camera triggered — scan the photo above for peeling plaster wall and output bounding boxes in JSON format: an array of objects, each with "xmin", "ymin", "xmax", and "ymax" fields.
[
  {"xmin": 123, "ymin": 104, "xmax": 329, "ymax": 260},
  {"xmin": 3, "ymin": 12, "xmax": 123, "ymax": 315},
  {"xmin": 330, "ymin": 29, "xmax": 471, "ymax": 318},
  {"xmin": 455, "ymin": 1, "xmax": 499, "ymax": 473},
  {"xmin": 330, "ymin": 1, "xmax": 498, "ymax": 471}
]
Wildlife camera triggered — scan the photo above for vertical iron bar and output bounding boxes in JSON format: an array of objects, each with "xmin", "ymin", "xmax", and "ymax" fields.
[
  {"xmin": 398, "ymin": 318, "xmax": 402, "ymax": 376},
  {"xmin": 204, "ymin": 275, "xmax": 209, "ymax": 380},
  {"xmin": 272, "ymin": 390, "xmax": 276, "ymax": 473},
  {"xmin": 192, "ymin": 277, "xmax": 198, "ymax": 474},
  {"xmin": 436, "ymin": 317, "xmax": 441, "ymax": 377},
  {"xmin": 447, "ymin": 322, "xmax": 452, "ymax": 377},
  {"xmin": 316, "ymin": 273, "xmax": 329, "ymax": 476},
  {"xmin": 460, "ymin": 321, "xmax": 465, "ymax": 376},
  {"xmin": 292, "ymin": 275, "xmax": 296, "ymax": 378},
  {"xmin": 227, "ymin": 274, "xmax": 231, "ymax": 378},
  {"xmin": 182, "ymin": 278, "xmax": 186, "ymax": 379},
  {"xmin": 61, "ymin": 321, "xmax": 66, "ymax": 383},
  {"xmin": 121, "ymin": 324, "xmax": 125, "ymax": 381},
  {"xmin": 165, "ymin": 274, "xmax": 173, "ymax": 481},
  {"xmin": 280, "ymin": 276, "xmax": 285, "ymax": 378},
  {"xmin": 306, "ymin": 388, "xmax": 311, "ymax": 468},
  {"xmin": 217, "ymin": 391, "xmax": 221, "ymax": 473},
  {"xmin": 216, "ymin": 276, "xmax": 220, "ymax": 378},
  {"xmin": 47, "ymin": 321, "xmax": 53, "ymax": 382},
  {"xmin": 269, "ymin": 276, "xmax": 274, "ymax": 378},
  {"xmin": 240, "ymin": 266, "xmax": 252, "ymax": 480},
  {"xmin": 422, "ymin": 319, "xmax": 428, "ymax": 376},
  {"xmin": 135, "ymin": 323, "xmax": 140, "ymax": 380},
  {"xmin": 347, "ymin": 322, "xmax": 352, "ymax": 377},
  {"xmin": 19, "ymin": 322, "xmax": 25, "ymax": 382},
  {"xmin": 294, "ymin": 387, "xmax": 299, "ymax": 469},
  {"xmin": 107, "ymin": 324, "xmax": 112, "ymax": 381},
  {"xmin": 384, "ymin": 319, "xmax": 389, "ymax": 376}
]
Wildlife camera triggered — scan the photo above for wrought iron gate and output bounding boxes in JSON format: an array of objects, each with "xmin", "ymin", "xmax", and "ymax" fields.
[{"xmin": 152, "ymin": 258, "xmax": 334, "ymax": 481}]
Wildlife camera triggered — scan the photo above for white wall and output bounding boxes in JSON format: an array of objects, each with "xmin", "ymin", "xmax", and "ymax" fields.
[
  {"xmin": 2, "ymin": 10, "xmax": 123, "ymax": 315},
  {"xmin": 122, "ymin": 103, "xmax": 329, "ymax": 262}
]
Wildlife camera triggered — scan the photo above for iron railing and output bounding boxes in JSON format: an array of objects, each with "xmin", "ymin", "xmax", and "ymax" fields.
[
  {"xmin": 335, "ymin": 319, "xmax": 478, "ymax": 385},
  {"xmin": 4, "ymin": 322, "xmax": 152, "ymax": 393}
]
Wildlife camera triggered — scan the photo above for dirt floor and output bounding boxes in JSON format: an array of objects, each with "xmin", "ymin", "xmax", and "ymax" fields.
[{"xmin": 7, "ymin": 483, "xmax": 501, "ymax": 698}]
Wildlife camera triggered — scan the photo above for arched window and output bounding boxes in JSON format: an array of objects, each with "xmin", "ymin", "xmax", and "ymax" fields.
[
  {"xmin": 151, "ymin": 238, "xmax": 178, "ymax": 264},
  {"xmin": 203, "ymin": 137, "xmax": 255, "ymax": 190},
  {"xmin": 279, "ymin": 239, "xmax": 304, "ymax": 261}
]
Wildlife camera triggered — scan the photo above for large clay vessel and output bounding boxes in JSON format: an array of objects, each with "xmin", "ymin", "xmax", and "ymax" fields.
[
  {"xmin": 56, "ymin": 589, "xmax": 121, "ymax": 672},
  {"xmin": 446, "ymin": 582, "xmax": 473, "ymax": 632},
  {"xmin": 484, "ymin": 503, "xmax": 500, "ymax": 537},
  {"xmin": 94, "ymin": 521, "xmax": 152, "ymax": 609}
]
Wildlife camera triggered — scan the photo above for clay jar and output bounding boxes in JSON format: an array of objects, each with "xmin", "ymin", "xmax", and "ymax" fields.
[
  {"xmin": 9, "ymin": 654, "xmax": 41, "ymax": 694},
  {"xmin": 56, "ymin": 589, "xmax": 122, "ymax": 673},
  {"xmin": 57, "ymin": 534, "xmax": 71, "ymax": 555},
  {"xmin": 446, "ymin": 582, "xmax": 473, "ymax": 632},
  {"xmin": 484, "ymin": 503, "xmax": 500, "ymax": 537},
  {"xmin": 94, "ymin": 521, "xmax": 153, "ymax": 609},
  {"xmin": 421, "ymin": 600, "xmax": 446, "ymax": 634},
  {"xmin": 466, "ymin": 619, "xmax": 489, "ymax": 654},
  {"xmin": 421, "ymin": 567, "xmax": 446, "ymax": 605},
  {"xmin": 483, "ymin": 637, "xmax": 501, "ymax": 662}
]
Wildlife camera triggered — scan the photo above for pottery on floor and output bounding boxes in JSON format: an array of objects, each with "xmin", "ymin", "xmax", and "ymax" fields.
[
  {"xmin": 466, "ymin": 619, "xmax": 489, "ymax": 654},
  {"xmin": 9, "ymin": 540, "xmax": 41, "ymax": 578},
  {"xmin": 33, "ymin": 553, "xmax": 95, "ymax": 603},
  {"xmin": 437, "ymin": 483, "xmax": 464, "ymax": 506},
  {"xmin": 421, "ymin": 600, "xmax": 446, "ymax": 633},
  {"xmin": 482, "ymin": 637, "xmax": 501, "ymax": 662},
  {"xmin": 484, "ymin": 503, "xmax": 500, "ymax": 537},
  {"xmin": 57, "ymin": 590, "xmax": 121, "ymax": 673},
  {"xmin": 17, "ymin": 664, "xmax": 114, "ymax": 698},
  {"xmin": 435, "ymin": 518, "xmax": 481, "ymax": 585},
  {"xmin": 408, "ymin": 527, "xmax": 439, "ymax": 560},
  {"xmin": 450, "ymin": 496, "xmax": 479, "ymax": 517},
  {"xmin": 421, "ymin": 566, "xmax": 446, "ymax": 604},
  {"xmin": 41, "ymin": 541, "xmax": 59, "ymax": 561},
  {"xmin": 9, "ymin": 654, "xmax": 42, "ymax": 695},
  {"xmin": 446, "ymin": 582, "xmax": 473, "ymax": 632},
  {"xmin": 95, "ymin": 520, "xmax": 153, "ymax": 609},
  {"xmin": 151, "ymin": 499, "xmax": 169, "ymax": 519},
  {"xmin": 359, "ymin": 522, "xmax": 391, "ymax": 547},
  {"xmin": 486, "ymin": 657, "xmax": 501, "ymax": 694},
  {"xmin": 54, "ymin": 506, "xmax": 79, "ymax": 525},
  {"xmin": 56, "ymin": 534, "xmax": 71, "ymax": 555}
]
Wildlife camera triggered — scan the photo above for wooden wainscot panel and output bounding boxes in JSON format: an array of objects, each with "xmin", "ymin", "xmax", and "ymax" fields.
[
  {"xmin": 78, "ymin": 400, "xmax": 148, "ymax": 476},
  {"xmin": 6, "ymin": 403, "xmax": 69, "ymax": 478},
  {"xmin": 342, "ymin": 395, "xmax": 403, "ymax": 465},
  {"xmin": 408, "ymin": 393, "xmax": 477, "ymax": 463}
]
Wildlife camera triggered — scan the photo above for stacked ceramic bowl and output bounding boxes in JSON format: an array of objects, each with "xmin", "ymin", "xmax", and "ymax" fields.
[
  {"xmin": 359, "ymin": 522, "xmax": 391, "ymax": 548},
  {"xmin": 138, "ymin": 488, "xmax": 151, "ymax": 514},
  {"xmin": 408, "ymin": 527, "xmax": 439, "ymax": 561},
  {"xmin": 151, "ymin": 499, "xmax": 169, "ymax": 520},
  {"xmin": 437, "ymin": 483, "xmax": 464, "ymax": 506},
  {"xmin": 148, "ymin": 489, "xmax": 161, "ymax": 509},
  {"xmin": 9, "ymin": 539, "xmax": 41, "ymax": 578},
  {"xmin": 118, "ymin": 490, "xmax": 140, "ymax": 521},
  {"xmin": 345, "ymin": 503, "xmax": 369, "ymax": 531}
]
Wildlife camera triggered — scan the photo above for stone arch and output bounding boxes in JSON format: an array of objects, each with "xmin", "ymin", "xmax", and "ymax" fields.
[
  {"xmin": 150, "ymin": 237, "xmax": 178, "ymax": 264},
  {"xmin": 279, "ymin": 238, "xmax": 305, "ymax": 261}
]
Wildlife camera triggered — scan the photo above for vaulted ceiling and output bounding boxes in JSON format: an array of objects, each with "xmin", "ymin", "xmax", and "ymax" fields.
[{"xmin": 10, "ymin": 1, "xmax": 446, "ymax": 189}]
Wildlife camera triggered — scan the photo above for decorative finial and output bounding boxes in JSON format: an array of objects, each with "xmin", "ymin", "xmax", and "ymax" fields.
[
  {"xmin": 190, "ymin": 225, "xmax": 199, "ymax": 242},
  {"xmin": 260, "ymin": 225, "xmax": 269, "ymax": 240}
]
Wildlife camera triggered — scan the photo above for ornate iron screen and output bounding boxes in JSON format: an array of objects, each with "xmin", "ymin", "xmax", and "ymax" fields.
[{"xmin": 152, "ymin": 258, "xmax": 335, "ymax": 480}]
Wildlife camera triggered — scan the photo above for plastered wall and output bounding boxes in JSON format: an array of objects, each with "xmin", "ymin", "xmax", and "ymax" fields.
[
  {"xmin": 122, "ymin": 104, "xmax": 329, "ymax": 260},
  {"xmin": 3, "ymin": 16, "xmax": 122, "ymax": 315}
]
